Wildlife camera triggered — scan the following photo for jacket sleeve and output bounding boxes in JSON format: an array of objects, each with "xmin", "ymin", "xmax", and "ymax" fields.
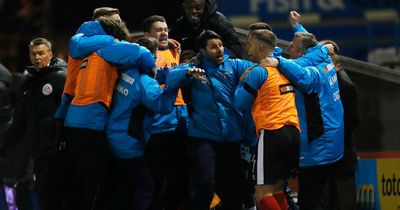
[
  {"xmin": 234, "ymin": 59, "xmax": 257, "ymax": 79},
  {"xmin": 293, "ymin": 24, "xmax": 308, "ymax": 33},
  {"xmin": 51, "ymin": 70, "xmax": 67, "ymax": 100},
  {"xmin": 234, "ymin": 66, "xmax": 267, "ymax": 112},
  {"xmin": 278, "ymin": 57, "xmax": 320, "ymax": 95},
  {"xmin": 293, "ymin": 44, "xmax": 330, "ymax": 67},
  {"xmin": 140, "ymin": 75, "xmax": 178, "ymax": 114},
  {"xmin": 135, "ymin": 46, "xmax": 157, "ymax": 74},
  {"xmin": 69, "ymin": 33, "xmax": 114, "ymax": 58},
  {"xmin": 165, "ymin": 64, "xmax": 192, "ymax": 90},
  {"xmin": 54, "ymin": 94, "xmax": 72, "ymax": 120},
  {"xmin": 97, "ymin": 42, "xmax": 143, "ymax": 67}
]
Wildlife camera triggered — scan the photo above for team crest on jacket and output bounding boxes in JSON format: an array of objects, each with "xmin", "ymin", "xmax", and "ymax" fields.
[{"xmin": 42, "ymin": 83, "xmax": 53, "ymax": 95}]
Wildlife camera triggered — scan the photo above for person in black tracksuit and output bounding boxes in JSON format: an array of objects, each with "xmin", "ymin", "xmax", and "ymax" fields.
[
  {"xmin": 321, "ymin": 40, "xmax": 360, "ymax": 210},
  {"xmin": 1, "ymin": 38, "xmax": 67, "ymax": 210},
  {"xmin": 169, "ymin": 0, "xmax": 243, "ymax": 58},
  {"xmin": 0, "ymin": 62, "xmax": 13, "ymax": 210}
]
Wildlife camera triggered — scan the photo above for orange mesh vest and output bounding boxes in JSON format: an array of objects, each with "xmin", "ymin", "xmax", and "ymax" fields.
[
  {"xmin": 156, "ymin": 49, "xmax": 185, "ymax": 106},
  {"xmin": 63, "ymin": 56, "xmax": 81, "ymax": 96},
  {"xmin": 71, "ymin": 52, "xmax": 118, "ymax": 109},
  {"xmin": 252, "ymin": 66, "xmax": 300, "ymax": 136}
]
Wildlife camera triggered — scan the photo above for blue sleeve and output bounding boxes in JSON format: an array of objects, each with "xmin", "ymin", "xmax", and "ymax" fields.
[
  {"xmin": 165, "ymin": 64, "xmax": 192, "ymax": 90},
  {"xmin": 234, "ymin": 59, "xmax": 256, "ymax": 78},
  {"xmin": 234, "ymin": 66, "xmax": 267, "ymax": 112},
  {"xmin": 76, "ymin": 21, "xmax": 107, "ymax": 36},
  {"xmin": 293, "ymin": 24, "xmax": 308, "ymax": 33},
  {"xmin": 278, "ymin": 57, "xmax": 319, "ymax": 95},
  {"xmin": 54, "ymin": 94, "xmax": 73, "ymax": 119},
  {"xmin": 135, "ymin": 47, "xmax": 157, "ymax": 73},
  {"xmin": 69, "ymin": 33, "xmax": 114, "ymax": 58},
  {"xmin": 273, "ymin": 47, "xmax": 283, "ymax": 57},
  {"xmin": 140, "ymin": 75, "xmax": 177, "ymax": 114},
  {"xmin": 97, "ymin": 42, "xmax": 143, "ymax": 66},
  {"xmin": 292, "ymin": 44, "xmax": 330, "ymax": 67}
]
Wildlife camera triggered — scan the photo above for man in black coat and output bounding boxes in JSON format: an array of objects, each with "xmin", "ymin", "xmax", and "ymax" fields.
[
  {"xmin": 321, "ymin": 40, "xmax": 360, "ymax": 210},
  {"xmin": 169, "ymin": 0, "xmax": 243, "ymax": 58},
  {"xmin": 1, "ymin": 37, "xmax": 67, "ymax": 210}
]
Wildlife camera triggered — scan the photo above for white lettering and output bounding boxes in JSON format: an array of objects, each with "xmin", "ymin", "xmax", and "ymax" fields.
[
  {"xmin": 323, "ymin": 62, "xmax": 335, "ymax": 73},
  {"xmin": 333, "ymin": 90, "xmax": 340, "ymax": 101},
  {"xmin": 116, "ymin": 84, "xmax": 129, "ymax": 96},
  {"xmin": 329, "ymin": 73, "xmax": 337, "ymax": 87},
  {"xmin": 121, "ymin": 73, "xmax": 135, "ymax": 85}
]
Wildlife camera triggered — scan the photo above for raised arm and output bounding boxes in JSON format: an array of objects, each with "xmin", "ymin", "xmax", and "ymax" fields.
[
  {"xmin": 97, "ymin": 42, "xmax": 154, "ymax": 69},
  {"xmin": 289, "ymin": 11, "xmax": 309, "ymax": 33},
  {"xmin": 263, "ymin": 57, "xmax": 320, "ymax": 95},
  {"xmin": 69, "ymin": 21, "xmax": 115, "ymax": 58}
]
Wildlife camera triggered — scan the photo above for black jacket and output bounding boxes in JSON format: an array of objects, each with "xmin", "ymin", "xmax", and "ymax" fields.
[
  {"xmin": 336, "ymin": 68, "xmax": 360, "ymax": 173},
  {"xmin": 169, "ymin": 0, "xmax": 243, "ymax": 58},
  {"xmin": 2, "ymin": 58, "xmax": 66, "ymax": 158}
]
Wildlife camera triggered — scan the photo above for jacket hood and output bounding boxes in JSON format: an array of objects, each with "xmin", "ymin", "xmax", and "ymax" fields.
[
  {"xmin": 307, "ymin": 44, "xmax": 330, "ymax": 60},
  {"xmin": 76, "ymin": 20, "xmax": 107, "ymax": 36}
]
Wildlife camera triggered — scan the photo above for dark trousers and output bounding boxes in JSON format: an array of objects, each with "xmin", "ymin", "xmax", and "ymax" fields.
[
  {"xmin": 239, "ymin": 159, "xmax": 256, "ymax": 209},
  {"xmin": 35, "ymin": 153, "xmax": 70, "ymax": 210},
  {"xmin": 298, "ymin": 163, "xmax": 336, "ymax": 210},
  {"xmin": 323, "ymin": 171, "xmax": 356, "ymax": 210},
  {"xmin": 145, "ymin": 131, "xmax": 191, "ymax": 210},
  {"xmin": 65, "ymin": 127, "xmax": 109, "ymax": 210},
  {"xmin": 105, "ymin": 157, "xmax": 154, "ymax": 210},
  {"xmin": 191, "ymin": 138, "xmax": 242, "ymax": 210}
]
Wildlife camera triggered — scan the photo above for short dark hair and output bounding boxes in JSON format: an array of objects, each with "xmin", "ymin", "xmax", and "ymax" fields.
[
  {"xmin": 197, "ymin": 30, "xmax": 221, "ymax": 50},
  {"xmin": 136, "ymin": 37, "xmax": 159, "ymax": 54},
  {"xmin": 320, "ymin": 39, "xmax": 340, "ymax": 55},
  {"xmin": 92, "ymin": 7, "xmax": 120, "ymax": 20},
  {"xmin": 29, "ymin": 37, "xmax": 52, "ymax": 51},
  {"xmin": 248, "ymin": 22, "xmax": 272, "ymax": 32},
  {"xmin": 249, "ymin": 29, "xmax": 277, "ymax": 49},
  {"xmin": 143, "ymin": 15, "xmax": 167, "ymax": 32},
  {"xmin": 98, "ymin": 17, "xmax": 129, "ymax": 40},
  {"xmin": 294, "ymin": 32, "xmax": 318, "ymax": 51}
]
